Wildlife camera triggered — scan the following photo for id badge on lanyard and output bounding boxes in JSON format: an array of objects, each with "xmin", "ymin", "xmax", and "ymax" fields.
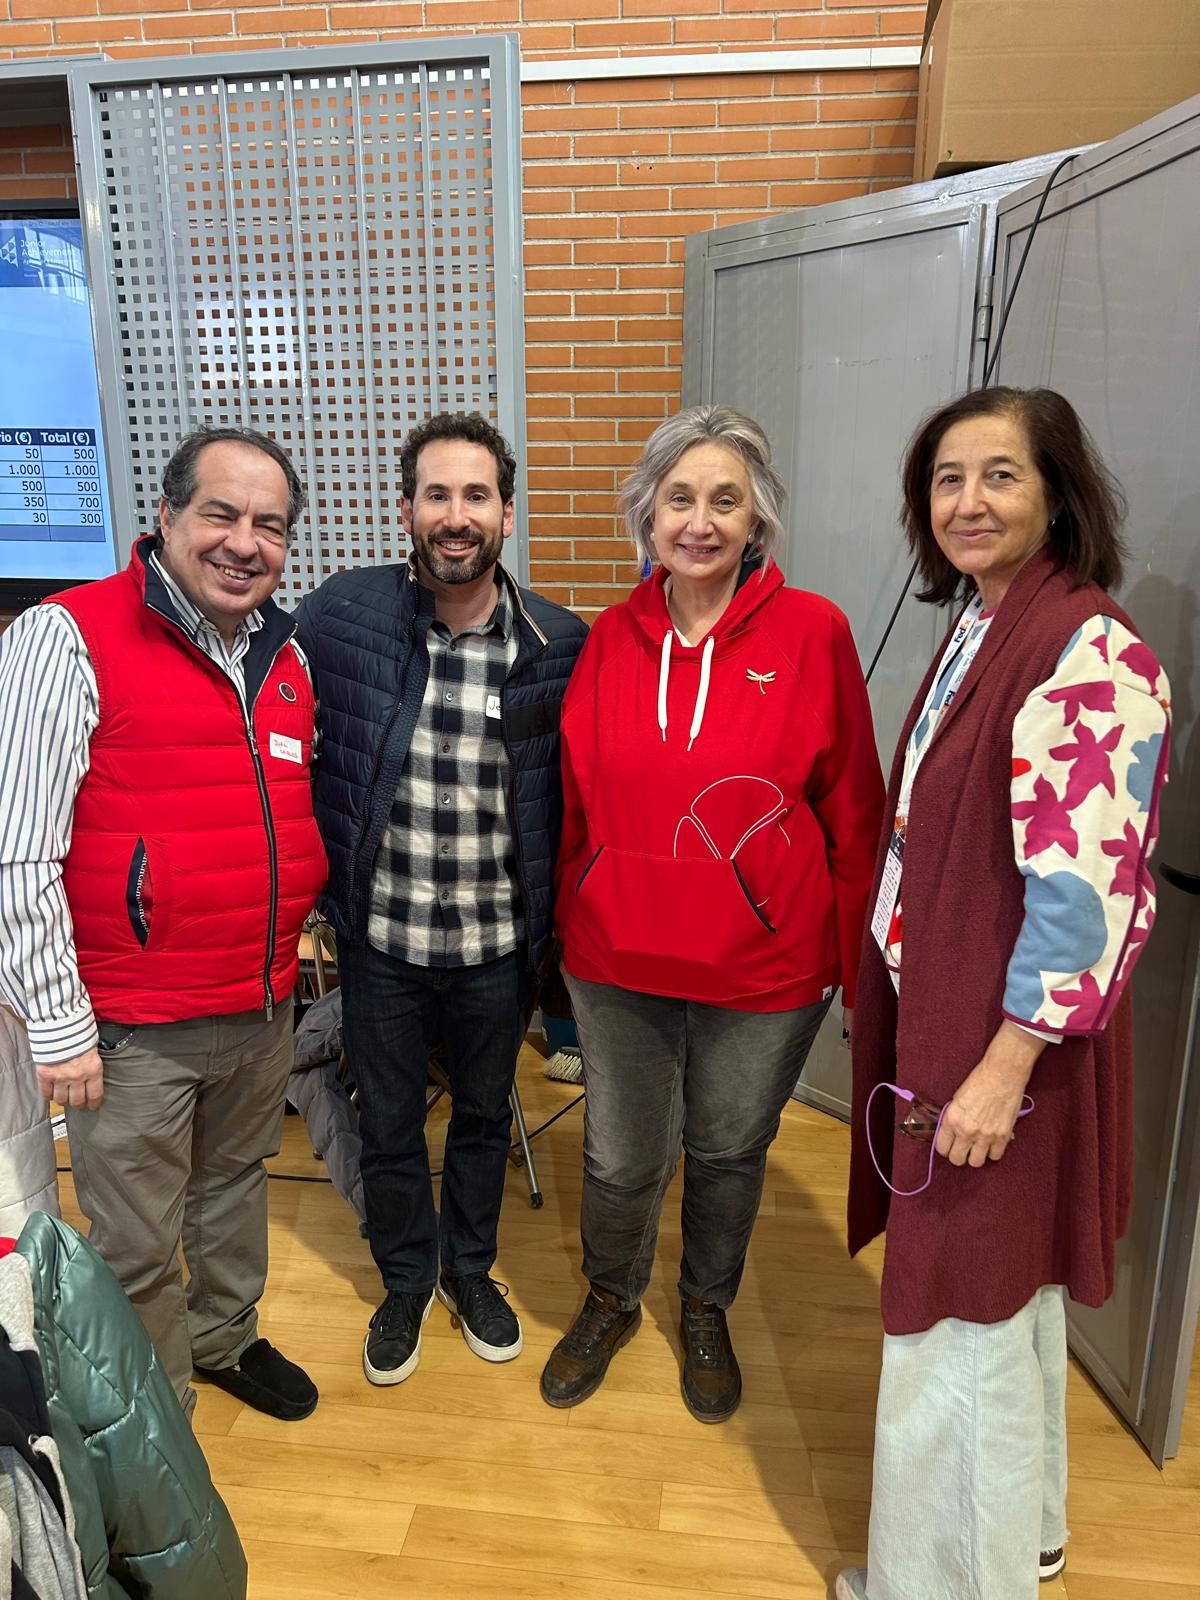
[{"xmin": 871, "ymin": 598, "xmax": 989, "ymax": 957}]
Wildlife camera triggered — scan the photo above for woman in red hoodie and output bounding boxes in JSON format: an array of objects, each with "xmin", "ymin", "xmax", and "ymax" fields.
[{"xmin": 539, "ymin": 406, "xmax": 885, "ymax": 1420}]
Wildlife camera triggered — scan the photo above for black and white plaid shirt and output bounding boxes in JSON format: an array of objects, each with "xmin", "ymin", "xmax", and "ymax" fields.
[{"xmin": 367, "ymin": 571, "xmax": 523, "ymax": 968}]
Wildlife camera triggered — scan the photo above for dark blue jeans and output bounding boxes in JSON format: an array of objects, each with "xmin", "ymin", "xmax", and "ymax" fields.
[{"xmin": 338, "ymin": 941, "xmax": 530, "ymax": 1295}]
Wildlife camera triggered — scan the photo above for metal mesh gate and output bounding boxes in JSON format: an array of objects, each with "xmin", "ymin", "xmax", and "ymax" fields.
[{"xmin": 71, "ymin": 38, "xmax": 525, "ymax": 605}]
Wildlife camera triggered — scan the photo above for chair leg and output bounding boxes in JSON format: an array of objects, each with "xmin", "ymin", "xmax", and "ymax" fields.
[{"xmin": 508, "ymin": 1082, "xmax": 543, "ymax": 1209}]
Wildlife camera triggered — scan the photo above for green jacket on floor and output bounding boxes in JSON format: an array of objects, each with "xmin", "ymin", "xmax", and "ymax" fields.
[{"xmin": 14, "ymin": 1212, "xmax": 247, "ymax": 1599}]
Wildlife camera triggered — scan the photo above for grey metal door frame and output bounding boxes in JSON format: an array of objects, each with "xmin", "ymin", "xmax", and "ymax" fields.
[
  {"xmin": 988, "ymin": 93, "xmax": 1200, "ymax": 1463},
  {"xmin": 67, "ymin": 36, "xmax": 528, "ymax": 601}
]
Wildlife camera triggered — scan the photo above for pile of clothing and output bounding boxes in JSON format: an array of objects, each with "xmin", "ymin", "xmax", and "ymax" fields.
[{"xmin": 0, "ymin": 1213, "xmax": 245, "ymax": 1599}]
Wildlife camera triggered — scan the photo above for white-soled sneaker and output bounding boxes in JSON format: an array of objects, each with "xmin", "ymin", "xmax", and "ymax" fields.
[
  {"xmin": 362, "ymin": 1289, "xmax": 434, "ymax": 1385},
  {"xmin": 1040, "ymin": 1547, "xmax": 1066, "ymax": 1581},
  {"xmin": 437, "ymin": 1272, "xmax": 522, "ymax": 1362},
  {"xmin": 834, "ymin": 1570, "xmax": 869, "ymax": 1600}
]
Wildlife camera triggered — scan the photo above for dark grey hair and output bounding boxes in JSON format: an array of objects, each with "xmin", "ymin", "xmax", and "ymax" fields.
[
  {"xmin": 160, "ymin": 425, "xmax": 306, "ymax": 536},
  {"xmin": 619, "ymin": 405, "xmax": 786, "ymax": 568}
]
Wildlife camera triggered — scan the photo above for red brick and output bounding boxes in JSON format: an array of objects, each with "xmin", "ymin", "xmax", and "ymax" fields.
[
  {"xmin": 574, "ymin": 18, "xmax": 671, "ymax": 46},
  {"xmin": 531, "ymin": 561, "xmax": 618, "ymax": 584},
  {"xmin": 622, "ymin": 159, "xmax": 715, "ymax": 185},
  {"xmin": 620, "ymin": 211, "xmax": 714, "ymax": 238},
  {"xmin": 576, "ymin": 78, "xmax": 663, "ymax": 103},
  {"xmin": 818, "ymin": 150, "xmax": 915, "ymax": 179},
  {"xmin": 676, "ymin": 15, "xmax": 774, "ymax": 43},
  {"xmin": 675, "ymin": 72, "xmax": 773, "ymax": 100},
  {"xmin": 425, "ymin": 0, "xmax": 518, "ymax": 21},
  {"xmin": 575, "ymin": 291, "xmax": 668, "ymax": 314},
  {"xmin": 328, "ymin": 4, "xmax": 421, "ymax": 24},
  {"xmin": 673, "ymin": 182, "xmax": 766, "ymax": 209},
  {"xmin": 777, "ymin": 10, "xmax": 875, "ymax": 36},
  {"xmin": 767, "ymin": 180, "xmax": 865, "ymax": 208},
  {"xmin": 524, "ymin": 0, "xmax": 617, "ymax": 18},
  {"xmin": 527, "ymin": 317, "xmax": 615, "ymax": 341},
  {"xmin": 54, "ymin": 16, "xmax": 136, "ymax": 39},
  {"xmin": 621, "ymin": 102, "xmax": 714, "ymax": 130},
  {"xmin": 772, "ymin": 124, "xmax": 869, "ymax": 152},
  {"xmin": 239, "ymin": 8, "xmax": 325, "ymax": 33},
  {"xmin": 720, "ymin": 154, "xmax": 814, "ymax": 181},
  {"xmin": 618, "ymin": 267, "xmax": 681, "ymax": 289},
  {"xmin": 527, "ymin": 370, "xmax": 616, "ymax": 393},
  {"xmin": 575, "ymin": 240, "xmax": 668, "ymax": 264},
  {"xmin": 820, "ymin": 93, "xmax": 917, "ymax": 122},
  {"xmin": 576, "ymin": 187, "xmax": 670, "ymax": 213},
  {"xmin": 21, "ymin": 150, "xmax": 75, "ymax": 174},
  {"xmin": 0, "ymin": 125, "xmax": 65, "ymax": 149},
  {"xmin": 526, "ymin": 395, "xmax": 574, "ymax": 417},
  {"xmin": 12, "ymin": 0, "xmax": 93, "ymax": 14},
  {"xmin": 524, "ymin": 243, "xmax": 574, "ymax": 267},
  {"xmin": 530, "ymin": 216, "xmax": 620, "ymax": 240},
  {"xmin": 144, "ymin": 11, "xmax": 235, "ymax": 35},
  {"xmin": 522, "ymin": 189, "xmax": 574, "ymax": 214},
  {"xmin": 522, "ymin": 134, "xmax": 573, "ymax": 161},
  {"xmin": 526, "ymin": 160, "xmax": 617, "ymax": 188},
  {"xmin": 576, "ymin": 395, "xmax": 670, "ymax": 418},
  {"xmin": 720, "ymin": 99, "xmax": 814, "ymax": 126},
  {"xmin": 574, "ymin": 132, "xmax": 670, "ymax": 159},
  {"xmin": 872, "ymin": 120, "xmax": 918, "ymax": 151},
  {"xmin": 526, "ymin": 265, "xmax": 617, "ymax": 290},
  {"xmin": 522, "ymin": 105, "xmax": 612, "ymax": 132},
  {"xmin": 671, "ymin": 127, "xmax": 770, "ymax": 155}
]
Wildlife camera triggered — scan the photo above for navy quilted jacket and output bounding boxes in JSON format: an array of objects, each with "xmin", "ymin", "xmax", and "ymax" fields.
[{"xmin": 294, "ymin": 560, "xmax": 588, "ymax": 971}]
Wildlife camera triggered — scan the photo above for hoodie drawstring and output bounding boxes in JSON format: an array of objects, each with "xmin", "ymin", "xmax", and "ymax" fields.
[
  {"xmin": 657, "ymin": 629, "xmax": 715, "ymax": 751},
  {"xmin": 690, "ymin": 637, "xmax": 714, "ymax": 750},
  {"xmin": 657, "ymin": 631, "xmax": 672, "ymax": 741}
]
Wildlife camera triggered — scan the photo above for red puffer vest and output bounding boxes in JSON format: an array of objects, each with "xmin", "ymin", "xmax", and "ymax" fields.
[{"xmin": 48, "ymin": 541, "xmax": 327, "ymax": 1023}]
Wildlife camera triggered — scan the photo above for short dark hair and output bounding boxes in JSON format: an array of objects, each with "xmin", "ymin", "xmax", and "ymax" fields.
[
  {"xmin": 900, "ymin": 386, "xmax": 1127, "ymax": 605},
  {"xmin": 400, "ymin": 412, "xmax": 517, "ymax": 505},
  {"xmin": 160, "ymin": 426, "xmax": 306, "ymax": 536}
]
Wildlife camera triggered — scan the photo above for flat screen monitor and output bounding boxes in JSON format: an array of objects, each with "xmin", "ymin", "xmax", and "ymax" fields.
[{"xmin": 0, "ymin": 207, "xmax": 119, "ymax": 606}]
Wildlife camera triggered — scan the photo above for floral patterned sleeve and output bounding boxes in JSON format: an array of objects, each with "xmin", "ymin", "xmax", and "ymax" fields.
[{"xmin": 1003, "ymin": 615, "xmax": 1171, "ymax": 1037}]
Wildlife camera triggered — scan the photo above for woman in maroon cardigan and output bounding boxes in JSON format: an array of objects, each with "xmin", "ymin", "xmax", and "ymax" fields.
[{"xmin": 837, "ymin": 387, "xmax": 1171, "ymax": 1600}]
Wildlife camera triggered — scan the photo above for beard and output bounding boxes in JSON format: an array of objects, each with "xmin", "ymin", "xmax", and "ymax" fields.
[{"xmin": 411, "ymin": 525, "xmax": 504, "ymax": 585}]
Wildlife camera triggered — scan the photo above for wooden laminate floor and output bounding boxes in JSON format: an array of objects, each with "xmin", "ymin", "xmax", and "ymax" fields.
[{"xmin": 58, "ymin": 1046, "xmax": 1200, "ymax": 1599}]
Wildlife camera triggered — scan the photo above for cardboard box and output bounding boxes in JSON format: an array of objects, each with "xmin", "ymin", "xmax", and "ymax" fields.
[{"xmin": 917, "ymin": 0, "xmax": 1200, "ymax": 180}]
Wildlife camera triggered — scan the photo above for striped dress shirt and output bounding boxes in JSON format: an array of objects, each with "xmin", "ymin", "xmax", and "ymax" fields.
[{"xmin": 0, "ymin": 554, "xmax": 280, "ymax": 1065}]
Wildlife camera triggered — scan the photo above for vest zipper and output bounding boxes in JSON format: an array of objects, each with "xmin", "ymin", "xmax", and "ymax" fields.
[
  {"xmin": 242, "ymin": 712, "xmax": 279, "ymax": 1020},
  {"xmin": 144, "ymin": 594, "xmax": 284, "ymax": 1019}
]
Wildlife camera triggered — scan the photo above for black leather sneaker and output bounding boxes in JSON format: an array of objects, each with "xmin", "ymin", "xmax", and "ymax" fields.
[
  {"xmin": 679, "ymin": 1296, "xmax": 742, "ymax": 1423},
  {"xmin": 363, "ymin": 1289, "xmax": 434, "ymax": 1385},
  {"xmin": 540, "ymin": 1286, "xmax": 642, "ymax": 1408},
  {"xmin": 1040, "ymin": 1548, "xmax": 1066, "ymax": 1582},
  {"xmin": 436, "ymin": 1272, "xmax": 522, "ymax": 1362},
  {"xmin": 194, "ymin": 1337, "xmax": 318, "ymax": 1421}
]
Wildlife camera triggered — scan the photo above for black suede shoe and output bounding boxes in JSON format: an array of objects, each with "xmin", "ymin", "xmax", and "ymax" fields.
[
  {"xmin": 679, "ymin": 1297, "xmax": 742, "ymax": 1423},
  {"xmin": 194, "ymin": 1338, "xmax": 318, "ymax": 1421},
  {"xmin": 437, "ymin": 1272, "xmax": 522, "ymax": 1362},
  {"xmin": 363, "ymin": 1289, "xmax": 434, "ymax": 1386}
]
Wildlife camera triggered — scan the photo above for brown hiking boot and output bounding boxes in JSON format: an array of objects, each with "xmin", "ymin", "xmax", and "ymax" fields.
[
  {"xmin": 680, "ymin": 1296, "xmax": 742, "ymax": 1423},
  {"xmin": 539, "ymin": 1286, "xmax": 642, "ymax": 1408}
]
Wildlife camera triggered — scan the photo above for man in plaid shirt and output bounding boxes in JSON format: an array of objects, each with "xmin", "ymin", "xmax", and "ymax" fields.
[{"xmin": 296, "ymin": 414, "xmax": 587, "ymax": 1384}]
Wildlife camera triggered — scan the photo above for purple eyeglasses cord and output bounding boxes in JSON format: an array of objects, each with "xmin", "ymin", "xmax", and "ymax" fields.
[{"xmin": 866, "ymin": 1082, "xmax": 1036, "ymax": 1197}]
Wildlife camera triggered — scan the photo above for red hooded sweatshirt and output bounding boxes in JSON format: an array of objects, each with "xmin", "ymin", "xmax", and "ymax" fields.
[{"xmin": 556, "ymin": 561, "xmax": 885, "ymax": 1012}]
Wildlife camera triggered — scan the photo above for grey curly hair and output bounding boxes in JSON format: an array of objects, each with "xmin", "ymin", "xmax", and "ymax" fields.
[{"xmin": 619, "ymin": 405, "xmax": 786, "ymax": 569}]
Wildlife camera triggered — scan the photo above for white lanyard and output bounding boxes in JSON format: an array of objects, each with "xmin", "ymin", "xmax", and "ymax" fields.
[
  {"xmin": 897, "ymin": 595, "xmax": 991, "ymax": 815},
  {"xmin": 871, "ymin": 596, "xmax": 990, "ymax": 965}
]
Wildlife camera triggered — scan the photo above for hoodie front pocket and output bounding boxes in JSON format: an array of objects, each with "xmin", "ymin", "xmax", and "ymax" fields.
[
  {"xmin": 125, "ymin": 837, "xmax": 154, "ymax": 948},
  {"xmin": 570, "ymin": 845, "xmax": 779, "ymax": 1001}
]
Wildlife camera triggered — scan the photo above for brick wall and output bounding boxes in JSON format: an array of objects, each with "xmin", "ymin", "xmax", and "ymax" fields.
[{"xmin": 0, "ymin": 2, "xmax": 923, "ymax": 615}]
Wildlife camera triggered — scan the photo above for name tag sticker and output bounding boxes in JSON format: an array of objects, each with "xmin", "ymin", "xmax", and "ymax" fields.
[
  {"xmin": 485, "ymin": 693, "xmax": 501, "ymax": 720},
  {"xmin": 269, "ymin": 732, "xmax": 303, "ymax": 764}
]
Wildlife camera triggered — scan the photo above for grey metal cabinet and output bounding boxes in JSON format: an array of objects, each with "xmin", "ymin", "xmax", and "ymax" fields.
[{"xmin": 682, "ymin": 101, "xmax": 1200, "ymax": 1461}]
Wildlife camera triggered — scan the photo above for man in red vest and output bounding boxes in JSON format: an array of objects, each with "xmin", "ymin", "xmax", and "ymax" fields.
[{"xmin": 0, "ymin": 427, "xmax": 328, "ymax": 1422}]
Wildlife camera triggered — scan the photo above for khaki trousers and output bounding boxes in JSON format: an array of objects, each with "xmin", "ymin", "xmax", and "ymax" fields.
[{"xmin": 66, "ymin": 1008, "xmax": 292, "ymax": 1416}]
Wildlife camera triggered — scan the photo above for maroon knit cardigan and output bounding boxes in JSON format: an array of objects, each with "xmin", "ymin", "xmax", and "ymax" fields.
[{"xmin": 849, "ymin": 551, "xmax": 1150, "ymax": 1336}]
